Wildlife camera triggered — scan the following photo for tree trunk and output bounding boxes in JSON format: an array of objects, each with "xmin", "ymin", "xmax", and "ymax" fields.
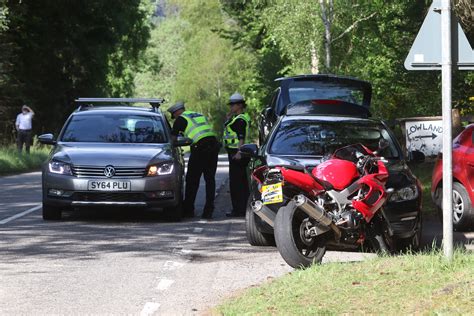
[
  {"xmin": 452, "ymin": 108, "xmax": 463, "ymax": 137},
  {"xmin": 310, "ymin": 41, "xmax": 319, "ymax": 74},
  {"xmin": 319, "ymin": 0, "xmax": 333, "ymax": 71}
]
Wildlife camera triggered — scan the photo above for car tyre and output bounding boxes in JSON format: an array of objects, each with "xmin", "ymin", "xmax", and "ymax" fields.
[
  {"xmin": 245, "ymin": 198, "xmax": 276, "ymax": 246},
  {"xmin": 42, "ymin": 203, "xmax": 62, "ymax": 220},
  {"xmin": 396, "ymin": 214, "xmax": 422, "ymax": 253},
  {"xmin": 437, "ymin": 182, "xmax": 474, "ymax": 231},
  {"xmin": 164, "ymin": 184, "xmax": 184, "ymax": 222},
  {"xmin": 163, "ymin": 201, "xmax": 183, "ymax": 222},
  {"xmin": 451, "ymin": 182, "xmax": 473, "ymax": 231}
]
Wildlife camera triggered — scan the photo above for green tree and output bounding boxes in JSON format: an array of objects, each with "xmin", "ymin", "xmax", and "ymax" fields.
[
  {"xmin": 134, "ymin": 13, "xmax": 187, "ymax": 102},
  {"xmin": 173, "ymin": 0, "xmax": 262, "ymax": 135},
  {"xmin": 221, "ymin": 0, "xmax": 474, "ymax": 121},
  {"xmin": 453, "ymin": 0, "xmax": 473, "ymax": 46},
  {"xmin": 0, "ymin": 0, "xmax": 7, "ymax": 31},
  {"xmin": 1, "ymin": 0, "xmax": 151, "ymax": 136},
  {"xmin": 134, "ymin": 0, "xmax": 263, "ymax": 137}
]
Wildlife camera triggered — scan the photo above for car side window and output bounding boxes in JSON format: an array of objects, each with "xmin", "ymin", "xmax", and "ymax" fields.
[{"xmin": 270, "ymin": 88, "xmax": 280, "ymax": 112}]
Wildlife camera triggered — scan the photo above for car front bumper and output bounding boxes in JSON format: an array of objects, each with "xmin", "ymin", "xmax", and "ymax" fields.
[
  {"xmin": 42, "ymin": 171, "xmax": 181, "ymax": 209},
  {"xmin": 383, "ymin": 199, "xmax": 422, "ymax": 239}
]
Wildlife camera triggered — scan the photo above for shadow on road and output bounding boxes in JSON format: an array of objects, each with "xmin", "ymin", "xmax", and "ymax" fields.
[
  {"xmin": 421, "ymin": 219, "xmax": 474, "ymax": 251},
  {"xmin": 1, "ymin": 180, "xmax": 472, "ymax": 266},
  {"xmin": 0, "ymin": 183, "xmax": 274, "ymax": 264}
]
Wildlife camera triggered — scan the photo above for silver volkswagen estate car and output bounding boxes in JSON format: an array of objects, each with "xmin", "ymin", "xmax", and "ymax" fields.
[{"xmin": 38, "ymin": 98, "xmax": 191, "ymax": 221}]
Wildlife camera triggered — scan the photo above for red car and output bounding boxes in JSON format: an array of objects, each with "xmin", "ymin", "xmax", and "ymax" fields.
[{"xmin": 431, "ymin": 124, "xmax": 474, "ymax": 230}]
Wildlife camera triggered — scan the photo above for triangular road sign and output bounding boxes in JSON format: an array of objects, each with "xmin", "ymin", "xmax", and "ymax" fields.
[{"xmin": 404, "ymin": 0, "xmax": 474, "ymax": 70}]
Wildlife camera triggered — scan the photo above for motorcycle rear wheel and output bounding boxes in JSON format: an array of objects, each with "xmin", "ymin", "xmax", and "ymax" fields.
[{"xmin": 274, "ymin": 201, "xmax": 326, "ymax": 269}]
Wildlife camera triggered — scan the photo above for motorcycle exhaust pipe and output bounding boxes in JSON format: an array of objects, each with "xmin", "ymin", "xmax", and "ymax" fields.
[
  {"xmin": 251, "ymin": 200, "xmax": 275, "ymax": 227},
  {"xmin": 294, "ymin": 195, "xmax": 341, "ymax": 240}
]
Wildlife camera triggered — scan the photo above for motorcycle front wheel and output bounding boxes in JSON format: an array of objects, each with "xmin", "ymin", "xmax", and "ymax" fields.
[{"xmin": 274, "ymin": 200, "xmax": 327, "ymax": 269}]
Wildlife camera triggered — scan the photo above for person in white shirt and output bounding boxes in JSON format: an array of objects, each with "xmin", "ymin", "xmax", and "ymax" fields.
[{"xmin": 15, "ymin": 105, "xmax": 34, "ymax": 154}]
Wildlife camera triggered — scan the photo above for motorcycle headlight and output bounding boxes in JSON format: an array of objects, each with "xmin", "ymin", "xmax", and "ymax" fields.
[
  {"xmin": 147, "ymin": 162, "xmax": 174, "ymax": 176},
  {"xmin": 389, "ymin": 184, "xmax": 419, "ymax": 202},
  {"xmin": 48, "ymin": 161, "xmax": 72, "ymax": 175}
]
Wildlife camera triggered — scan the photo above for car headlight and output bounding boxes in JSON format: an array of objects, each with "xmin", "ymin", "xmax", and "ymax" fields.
[
  {"xmin": 48, "ymin": 161, "xmax": 72, "ymax": 175},
  {"xmin": 147, "ymin": 162, "xmax": 174, "ymax": 176},
  {"xmin": 389, "ymin": 184, "xmax": 419, "ymax": 202}
]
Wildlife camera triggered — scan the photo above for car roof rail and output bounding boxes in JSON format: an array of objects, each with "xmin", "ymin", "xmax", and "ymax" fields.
[{"xmin": 74, "ymin": 98, "xmax": 165, "ymax": 112}]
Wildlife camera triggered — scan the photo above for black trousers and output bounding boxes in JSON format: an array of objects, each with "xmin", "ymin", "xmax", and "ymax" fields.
[
  {"xmin": 227, "ymin": 151, "xmax": 250, "ymax": 214},
  {"xmin": 17, "ymin": 130, "xmax": 32, "ymax": 154},
  {"xmin": 183, "ymin": 145, "xmax": 219, "ymax": 214}
]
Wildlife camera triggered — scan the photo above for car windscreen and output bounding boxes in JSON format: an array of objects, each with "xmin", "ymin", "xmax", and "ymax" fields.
[
  {"xmin": 287, "ymin": 81, "xmax": 366, "ymax": 107},
  {"xmin": 61, "ymin": 113, "xmax": 168, "ymax": 143},
  {"xmin": 269, "ymin": 120, "xmax": 399, "ymax": 159}
]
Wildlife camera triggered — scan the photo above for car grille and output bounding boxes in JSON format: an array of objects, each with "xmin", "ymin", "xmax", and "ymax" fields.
[
  {"xmin": 73, "ymin": 192, "xmax": 146, "ymax": 202},
  {"xmin": 71, "ymin": 165, "xmax": 146, "ymax": 178}
]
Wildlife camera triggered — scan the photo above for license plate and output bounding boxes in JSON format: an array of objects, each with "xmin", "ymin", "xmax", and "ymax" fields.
[
  {"xmin": 262, "ymin": 182, "xmax": 283, "ymax": 205},
  {"xmin": 87, "ymin": 180, "xmax": 131, "ymax": 191}
]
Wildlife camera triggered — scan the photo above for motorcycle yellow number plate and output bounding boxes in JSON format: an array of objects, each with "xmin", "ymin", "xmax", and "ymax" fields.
[{"xmin": 262, "ymin": 182, "xmax": 283, "ymax": 205}]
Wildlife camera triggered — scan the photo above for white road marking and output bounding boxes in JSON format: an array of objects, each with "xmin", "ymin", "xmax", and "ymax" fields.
[
  {"xmin": 0, "ymin": 205, "xmax": 42, "ymax": 225},
  {"xmin": 163, "ymin": 261, "xmax": 185, "ymax": 271},
  {"xmin": 172, "ymin": 248, "xmax": 193, "ymax": 255},
  {"xmin": 193, "ymin": 227, "xmax": 203, "ymax": 233},
  {"xmin": 180, "ymin": 249, "xmax": 192, "ymax": 255},
  {"xmin": 187, "ymin": 236, "xmax": 198, "ymax": 243},
  {"xmin": 156, "ymin": 278, "xmax": 175, "ymax": 291},
  {"xmin": 197, "ymin": 220, "xmax": 207, "ymax": 224},
  {"xmin": 140, "ymin": 302, "xmax": 160, "ymax": 316}
]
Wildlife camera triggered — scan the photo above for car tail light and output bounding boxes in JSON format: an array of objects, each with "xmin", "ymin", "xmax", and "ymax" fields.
[{"xmin": 311, "ymin": 99, "xmax": 342, "ymax": 105}]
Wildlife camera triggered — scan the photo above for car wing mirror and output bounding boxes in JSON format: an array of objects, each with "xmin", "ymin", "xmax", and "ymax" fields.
[
  {"xmin": 38, "ymin": 133, "xmax": 56, "ymax": 145},
  {"xmin": 408, "ymin": 150, "xmax": 425, "ymax": 163},
  {"xmin": 240, "ymin": 143, "xmax": 260, "ymax": 158},
  {"xmin": 261, "ymin": 107, "xmax": 272, "ymax": 117},
  {"xmin": 174, "ymin": 136, "xmax": 193, "ymax": 147}
]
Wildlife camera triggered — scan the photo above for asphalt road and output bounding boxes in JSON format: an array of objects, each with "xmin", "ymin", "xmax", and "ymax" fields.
[{"xmin": 0, "ymin": 155, "xmax": 472, "ymax": 315}]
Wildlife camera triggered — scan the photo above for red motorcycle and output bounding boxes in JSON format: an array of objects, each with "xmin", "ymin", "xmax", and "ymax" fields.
[{"xmin": 249, "ymin": 142, "xmax": 394, "ymax": 268}]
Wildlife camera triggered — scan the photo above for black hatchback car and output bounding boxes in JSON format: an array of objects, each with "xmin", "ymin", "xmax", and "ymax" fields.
[
  {"xmin": 258, "ymin": 74, "xmax": 371, "ymax": 144},
  {"xmin": 38, "ymin": 98, "xmax": 191, "ymax": 221},
  {"xmin": 246, "ymin": 75, "xmax": 425, "ymax": 250}
]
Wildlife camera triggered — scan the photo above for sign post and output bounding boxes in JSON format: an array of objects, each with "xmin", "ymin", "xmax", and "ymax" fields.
[
  {"xmin": 404, "ymin": 0, "xmax": 474, "ymax": 260},
  {"xmin": 440, "ymin": 0, "xmax": 453, "ymax": 260}
]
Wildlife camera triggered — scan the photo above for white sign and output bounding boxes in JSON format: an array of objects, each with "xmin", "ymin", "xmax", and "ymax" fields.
[
  {"xmin": 405, "ymin": 120, "xmax": 443, "ymax": 156},
  {"xmin": 404, "ymin": 0, "xmax": 474, "ymax": 70}
]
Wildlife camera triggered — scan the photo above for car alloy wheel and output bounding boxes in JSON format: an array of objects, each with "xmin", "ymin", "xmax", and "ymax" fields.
[{"xmin": 452, "ymin": 189, "xmax": 465, "ymax": 224}]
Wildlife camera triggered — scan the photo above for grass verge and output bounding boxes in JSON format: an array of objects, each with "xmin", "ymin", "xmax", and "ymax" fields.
[
  {"xmin": 217, "ymin": 249, "xmax": 474, "ymax": 315},
  {"xmin": 409, "ymin": 160, "xmax": 437, "ymax": 217},
  {"xmin": 0, "ymin": 145, "xmax": 50, "ymax": 176}
]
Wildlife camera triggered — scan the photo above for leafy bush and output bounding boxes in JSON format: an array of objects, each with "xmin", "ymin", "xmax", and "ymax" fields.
[{"xmin": 0, "ymin": 144, "xmax": 50, "ymax": 175}]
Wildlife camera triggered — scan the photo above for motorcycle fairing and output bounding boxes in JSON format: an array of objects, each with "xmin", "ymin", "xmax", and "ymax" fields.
[{"xmin": 313, "ymin": 158, "xmax": 359, "ymax": 190}]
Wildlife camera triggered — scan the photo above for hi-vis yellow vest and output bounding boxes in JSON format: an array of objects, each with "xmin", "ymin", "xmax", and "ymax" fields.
[
  {"xmin": 223, "ymin": 112, "xmax": 250, "ymax": 149},
  {"xmin": 181, "ymin": 111, "xmax": 216, "ymax": 144}
]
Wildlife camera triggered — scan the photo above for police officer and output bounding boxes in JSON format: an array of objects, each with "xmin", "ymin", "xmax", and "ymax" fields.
[
  {"xmin": 223, "ymin": 93, "xmax": 251, "ymax": 217},
  {"xmin": 168, "ymin": 101, "xmax": 219, "ymax": 219}
]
